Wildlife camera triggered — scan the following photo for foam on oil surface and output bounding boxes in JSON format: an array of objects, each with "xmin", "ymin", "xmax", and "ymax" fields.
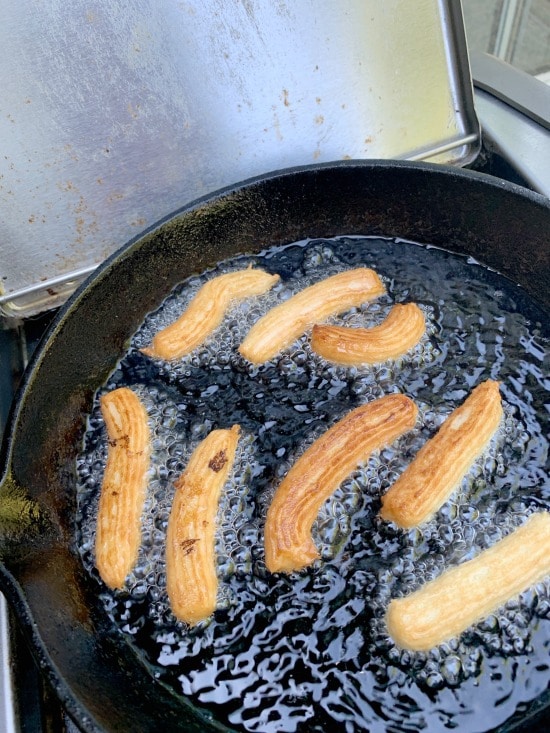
[{"xmin": 75, "ymin": 237, "xmax": 550, "ymax": 732}]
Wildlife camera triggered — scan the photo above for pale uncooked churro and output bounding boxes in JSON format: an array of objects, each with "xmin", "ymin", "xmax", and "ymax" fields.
[
  {"xmin": 311, "ymin": 303, "xmax": 426, "ymax": 365},
  {"xmin": 265, "ymin": 394, "xmax": 417, "ymax": 573},
  {"xmin": 239, "ymin": 268, "xmax": 386, "ymax": 364},
  {"xmin": 387, "ymin": 512, "xmax": 550, "ymax": 651},
  {"xmin": 380, "ymin": 380, "xmax": 503, "ymax": 528},
  {"xmin": 166, "ymin": 425, "xmax": 240, "ymax": 625},
  {"xmin": 142, "ymin": 268, "xmax": 279, "ymax": 360},
  {"xmin": 96, "ymin": 387, "xmax": 151, "ymax": 589}
]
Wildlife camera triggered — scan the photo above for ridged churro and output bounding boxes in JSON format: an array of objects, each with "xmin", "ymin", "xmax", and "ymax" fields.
[
  {"xmin": 311, "ymin": 303, "xmax": 426, "ymax": 365},
  {"xmin": 380, "ymin": 380, "xmax": 503, "ymax": 528},
  {"xmin": 239, "ymin": 268, "xmax": 386, "ymax": 364},
  {"xmin": 142, "ymin": 268, "xmax": 279, "ymax": 360},
  {"xmin": 166, "ymin": 425, "xmax": 240, "ymax": 625},
  {"xmin": 96, "ymin": 388, "xmax": 151, "ymax": 589},
  {"xmin": 387, "ymin": 512, "xmax": 550, "ymax": 651},
  {"xmin": 265, "ymin": 394, "xmax": 418, "ymax": 573}
]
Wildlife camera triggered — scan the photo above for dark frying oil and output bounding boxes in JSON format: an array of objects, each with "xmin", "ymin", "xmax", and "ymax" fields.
[{"xmin": 75, "ymin": 237, "xmax": 550, "ymax": 733}]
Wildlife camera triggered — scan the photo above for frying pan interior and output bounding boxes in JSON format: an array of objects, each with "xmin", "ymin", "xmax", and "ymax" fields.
[{"xmin": 0, "ymin": 160, "xmax": 549, "ymax": 732}]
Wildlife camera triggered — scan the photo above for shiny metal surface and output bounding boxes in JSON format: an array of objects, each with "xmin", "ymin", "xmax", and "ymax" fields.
[
  {"xmin": 470, "ymin": 51, "xmax": 550, "ymax": 197},
  {"xmin": 0, "ymin": 0, "xmax": 479, "ymax": 318},
  {"xmin": 474, "ymin": 88, "xmax": 550, "ymax": 197},
  {"xmin": 472, "ymin": 52, "xmax": 550, "ymax": 197},
  {"xmin": 0, "ymin": 594, "xmax": 15, "ymax": 733}
]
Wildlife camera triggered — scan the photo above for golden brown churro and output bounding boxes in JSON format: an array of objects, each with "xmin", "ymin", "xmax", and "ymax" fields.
[
  {"xmin": 264, "ymin": 394, "xmax": 418, "ymax": 573},
  {"xmin": 380, "ymin": 380, "xmax": 503, "ymax": 528},
  {"xmin": 166, "ymin": 425, "xmax": 240, "ymax": 625},
  {"xmin": 95, "ymin": 388, "xmax": 151, "ymax": 589},
  {"xmin": 239, "ymin": 268, "xmax": 386, "ymax": 364},
  {"xmin": 387, "ymin": 512, "xmax": 550, "ymax": 651},
  {"xmin": 311, "ymin": 303, "xmax": 426, "ymax": 365},
  {"xmin": 142, "ymin": 268, "xmax": 279, "ymax": 360}
]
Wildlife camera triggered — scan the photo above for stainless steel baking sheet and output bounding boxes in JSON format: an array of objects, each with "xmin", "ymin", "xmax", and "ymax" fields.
[{"xmin": 0, "ymin": 0, "xmax": 480, "ymax": 318}]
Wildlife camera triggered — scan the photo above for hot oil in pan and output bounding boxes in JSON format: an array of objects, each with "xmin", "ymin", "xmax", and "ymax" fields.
[{"xmin": 75, "ymin": 237, "xmax": 549, "ymax": 733}]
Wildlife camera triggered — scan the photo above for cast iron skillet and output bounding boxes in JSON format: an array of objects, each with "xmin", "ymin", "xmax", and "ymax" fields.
[{"xmin": 0, "ymin": 160, "xmax": 549, "ymax": 732}]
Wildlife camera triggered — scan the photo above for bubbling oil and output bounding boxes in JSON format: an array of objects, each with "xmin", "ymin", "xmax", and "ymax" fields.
[{"xmin": 75, "ymin": 236, "xmax": 550, "ymax": 732}]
